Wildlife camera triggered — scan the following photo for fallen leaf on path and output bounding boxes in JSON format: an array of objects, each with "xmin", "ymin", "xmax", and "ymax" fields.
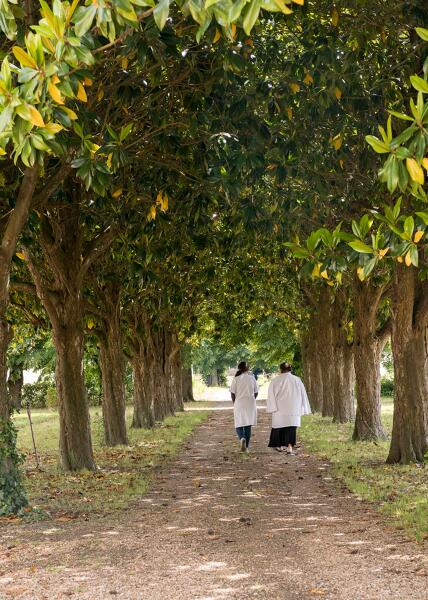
[{"xmin": 310, "ymin": 590, "xmax": 326, "ymax": 596}]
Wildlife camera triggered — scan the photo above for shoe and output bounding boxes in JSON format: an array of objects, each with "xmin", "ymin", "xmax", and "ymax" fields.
[
  {"xmin": 274, "ymin": 447, "xmax": 283, "ymax": 452},
  {"xmin": 286, "ymin": 447, "xmax": 294, "ymax": 455},
  {"xmin": 240, "ymin": 438, "xmax": 246, "ymax": 452}
]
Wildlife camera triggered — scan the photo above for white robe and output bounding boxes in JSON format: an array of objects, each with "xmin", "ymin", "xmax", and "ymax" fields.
[
  {"xmin": 266, "ymin": 372, "xmax": 311, "ymax": 428},
  {"xmin": 230, "ymin": 372, "xmax": 258, "ymax": 428}
]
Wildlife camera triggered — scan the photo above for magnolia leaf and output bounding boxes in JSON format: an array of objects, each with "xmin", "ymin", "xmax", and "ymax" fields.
[
  {"xmin": 73, "ymin": 5, "xmax": 97, "ymax": 37},
  {"xmin": 388, "ymin": 109, "xmax": 414, "ymax": 122},
  {"xmin": 406, "ymin": 157, "xmax": 424, "ymax": 184},
  {"xmin": 62, "ymin": 106, "xmax": 78, "ymax": 120},
  {"xmin": 331, "ymin": 7, "xmax": 339, "ymax": 26},
  {"xmin": 290, "ymin": 82, "xmax": 300, "ymax": 94},
  {"xmin": 112, "ymin": 188, "xmax": 123, "ymax": 198},
  {"xmin": 213, "ymin": 29, "xmax": 221, "ymax": 43},
  {"xmin": 320, "ymin": 270, "xmax": 329, "ymax": 279},
  {"xmin": 12, "ymin": 46, "xmax": 37, "ymax": 69},
  {"xmin": 286, "ymin": 107, "xmax": 293, "ymax": 120},
  {"xmin": 414, "ymin": 230, "xmax": 424, "ymax": 243},
  {"xmin": 416, "ymin": 27, "xmax": 428, "ymax": 42},
  {"xmin": 147, "ymin": 205, "xmax": 157, "ymax": 221},
  {"xmin": 410, "ymin": 75, "xmax": 428, "ymax": 93},
  {"xmin": 348, "ymin": 240, "xmax": 373, "ymax": 254},
  {"xmin": 422, "ymin": 157, "xmax": 428, "ymax": 171},
  {"xmin": 243, "ymin": 0, "xmax": 261, "ymax": 35},
  {"xmin": 303, "ymin": 72, "xmax": 313, "ymax": 85},
  {"xmin": 15, "ymin": 252, "xmax": 25, "ymax": 260},
  {"xmin": 334, "ymin": 87, "xmax": 342, "ymax": 100},
  {"xmin": 153, "ymin": 0, "xmax": 171, "ymax": 31},
  {"xmin": 48, "ymin": 81, "xmax": 64, "ymax": 104},
  {"xmin": 366, "ymin": 135, "xmax": 390, "ymax": 154},
  {"xmin": 330, "ymin": 134, "xmax": 342, "ymax": 150},
  {"xmin": 77, "ymin": 81, "xmax": 87, "ymax": 102}
]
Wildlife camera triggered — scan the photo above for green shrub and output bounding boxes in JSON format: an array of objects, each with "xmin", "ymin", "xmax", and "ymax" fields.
[
  {"xmin": 46, "ymin": 386, "xmax": 58, "ymax": 409},
  {"xmin": 380, "ymin": 377, "xmax": 394, "ymax": 396},
  {"xmin": 21, "ymin": 381, "xmax": 49, "ymax": 408}
]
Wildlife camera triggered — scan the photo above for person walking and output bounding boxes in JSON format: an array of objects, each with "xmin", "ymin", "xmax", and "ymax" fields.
[
  {"xmin": 230, "ymin": 361, "xmax": 258, "ymax": 452},
  {"xmin": 266, "ymin": 361, "xmax": 311, "ymax": 454}
]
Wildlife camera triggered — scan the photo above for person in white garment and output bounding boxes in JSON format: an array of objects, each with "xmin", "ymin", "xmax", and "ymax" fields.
[
  {"xmin": 266, "ymin": 361, "xmax": 311, "ymax": 454},
  {"xmin": 230, "ymin": 361, "xmax": 258, "ymax": 452}
]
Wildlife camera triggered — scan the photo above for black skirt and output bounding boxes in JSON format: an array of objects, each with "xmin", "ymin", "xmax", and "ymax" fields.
[{"xmin": 268, "ymin": 426, "xmax": 297, "ymax": 448}]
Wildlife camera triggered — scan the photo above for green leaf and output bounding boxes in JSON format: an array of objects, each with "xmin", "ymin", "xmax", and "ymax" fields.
[
  {"xmin": 409, "ymin": 244, "xmax": 419, "ymax": 267},
  {"xmin": 73, "ymin": 5, "xmax": 97, "ymax": 37},
  {"xmin": 348, "ymin": 240, "xmax": 373, "ymax": 254},
  {"xmin": 365, "ymin": 135, "xmax": 390, "ymax": 154},
  {"xmin": 363, "ymin": 257, "xmax": 378, "ymax": 278},
  {"xmin": 153, "ymin": 0, "xmax": 170, "ymax": 30},
  {"xmin": 416, "ymin": 27, "xmax": 428, "ymax": 42},
  {"xmin": 403, "ymin": 216, "xmax": 414, "ymax": 239},
  {"xmin": 410, "ymin": 75, "xmax": 428, "ymax": 94},
  {"xmin": 388, "ymin": 110, "xmax": 414, "ymax": 122},
  {"xmin": 243, "ymin": 0, "xmax": 261, "ymax": 35},
  {"xmin": 416, "ymin": 212, "xmax": 428, "ymax": 225}
]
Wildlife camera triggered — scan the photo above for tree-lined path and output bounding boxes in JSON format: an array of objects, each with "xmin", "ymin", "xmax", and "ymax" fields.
[{"xmin": 1, "ymin": 408, "xmax": 427, "ymax": 600}]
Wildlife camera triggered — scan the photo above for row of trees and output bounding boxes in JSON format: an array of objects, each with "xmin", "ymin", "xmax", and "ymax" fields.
[{"xmin": 1, "ymin": 0, "xmax": 427, "ymax": 516}]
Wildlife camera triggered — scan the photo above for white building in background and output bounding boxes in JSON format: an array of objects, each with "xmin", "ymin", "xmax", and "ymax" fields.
[{"xmin": 23, "ymin": 370, "xmax": 40, "ymax": 384}]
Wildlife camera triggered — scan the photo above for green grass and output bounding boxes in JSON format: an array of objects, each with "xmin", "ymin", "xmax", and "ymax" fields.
[
  {"xmin": 11, "ymin": 407, "xmax": 208, "ymax": 520},
  {"xmin": 300, "ymin": 397, "xmax": 428, "ymax": 542}
]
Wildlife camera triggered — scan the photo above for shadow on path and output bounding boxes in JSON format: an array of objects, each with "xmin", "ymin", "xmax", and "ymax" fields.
[{"xmin": 0, "ymin": 410, "xmax": 427, "ymax": 600}]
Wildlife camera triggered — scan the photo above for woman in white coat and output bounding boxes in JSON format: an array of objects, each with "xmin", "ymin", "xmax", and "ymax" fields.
[
  {"xmin": 230, "ymin": 361, "xmax": 258, "ymax": 451},
  {"xmin": 266, "ymin": 362, "xmax": 311, "ymax": 454}
]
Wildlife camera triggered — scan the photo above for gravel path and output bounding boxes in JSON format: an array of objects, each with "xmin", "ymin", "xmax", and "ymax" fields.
[{"xmin": 1, "ymin": 409, "xmax": 427, "ymax": 600}]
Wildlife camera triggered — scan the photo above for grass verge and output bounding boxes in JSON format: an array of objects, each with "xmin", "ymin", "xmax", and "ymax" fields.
[
  {"xmin": 300, "ymin": 398, "xmax": 428, "ymax": 542},
  {"xmin": 8, "ymin": 407, "xmax": 208, "ymax": 522}
]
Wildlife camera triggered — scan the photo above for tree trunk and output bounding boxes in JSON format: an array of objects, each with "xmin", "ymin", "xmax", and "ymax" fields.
[
  {"xmin": 54, "ymin": 321, "xmax": 95, "ymax": 470},
  {"xmin": 99, "ymin": 341, "xmax": 128, "ymax": 446},
  {"xmin": 331, "ymin": 291, "xmax": 354, "ymax": 423},
  {"xmin": 132, "ymin": 345, "xmax": 155, "ymax": 429},
  {"xmin": 301, "ymin": 312, "xmax": 323, "ymax": 412},
  {"xmin": 0, "ymin": 166, "xmax": 38, "ymax": 513},
  {"xmin": 168, "ymin": 340, "xmax": 184, "ymax": 413},
  {"xmin": 387, "ymin": 265, "xmax": 428, "ymax": 464},
  {"xmin": 316, "ymin": 287, "xmax": 335, "ymax": 417},
  {"xmin": 96, "ymin": 286, "xmax": 128, "ymax": 446},
  {"xmin": 352, "ymin": 279, "xmax": 387, "ymax": 441},
  {"xmin": 7, "ymin": 367, "xmax": 24, "ymax": 413},
  {"xmin": 182, "ymin": 366, "xmax": 194, "ymax": 402},
  {"xmin": 23, "ymin": 193, "xmax": 106, "ymax": 471}
]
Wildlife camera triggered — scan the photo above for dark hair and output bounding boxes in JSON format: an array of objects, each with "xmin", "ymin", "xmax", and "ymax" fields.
[
  {"xmin": 280, "ymin": 362, "xmax": 292, "ymax": 373},
  {"xmin": 235, "ymin": 361, "xmax": 249, "ymax": 377}
]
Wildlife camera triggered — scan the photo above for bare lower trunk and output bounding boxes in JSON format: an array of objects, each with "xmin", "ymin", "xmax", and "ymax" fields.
[
  {"xmin": 388, "ymin": 266, "xmax": 428, "ymax": 463},
  {"xmin": 132, "ymin": 349, "xmax": 155, "ymax": 429},
  {"xmin": 352, "ymin": 278, "xmax": 387, "ymax": 440},
  {"xmin": 0, "ymin": 166, "xmax": 38, "ymax": 513},
  {"xmin": 331, "ymin": 291, "xmax": 354, "ymax": 423},
  {"xmin": 301, "ymin": 313, "xmax": 323, "ymax": 412},
  {"xmin": 182, "ymin": 367, "xmax": 194, "ymax": 402},
  {"xmin": 317, "ymin": 288, "xmax": 335, "ymax": 417},
  {"xmin": 99, "ymin": 341, "xmax": 128, "ymax": 446},
  {"xmin": 54, "ymin": 324, "xmax": 95, "ymax": 471},
  {"xmin": 96, "ymin": 286, "xmax": 128, "ymax": 445}
]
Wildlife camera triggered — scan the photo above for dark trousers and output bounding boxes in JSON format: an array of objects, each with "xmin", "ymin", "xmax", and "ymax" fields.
[
  {"xmin": 236, "ymin": 425, "xmax": 252, "ymax": 448},
  {"xmin": 268, "ymin": 426, "xmax": 297, "ymax": 448}
]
